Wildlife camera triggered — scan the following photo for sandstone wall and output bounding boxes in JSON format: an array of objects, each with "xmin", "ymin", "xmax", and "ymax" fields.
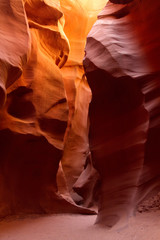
[
  {"xmin": 0, "ymin": 0, "xmax": 106, "ymax": 217},
  {"xmin": 84, "ymin": 0, "xmax": 160, "ymax": 227}
]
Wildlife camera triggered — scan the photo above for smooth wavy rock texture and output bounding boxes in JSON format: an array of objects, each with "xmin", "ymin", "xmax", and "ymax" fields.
[
  {"xmin": 60, "ymin": 0, "xmax": 106, "ymax": 204},
  {"xmin": 0, "ymin": 0, "xmax": 30, "ymax": 108},
  {"xmin": 0, "ymin": 0, "xmax": 74, "ymax": 217},
  {"xmin": 1, "ymin": 0, "xmax": 160, "ymax": 228},
  {"xmin": 84, "ymin": 0, "xmax": 160, "ymax": 227},
  {"xmin": 0, "ymin": 0, "xmax": 75, "ymax": 217},
  {"xmin": 0, "ymin": 0, "xmax": 107, "ymax": 217}
]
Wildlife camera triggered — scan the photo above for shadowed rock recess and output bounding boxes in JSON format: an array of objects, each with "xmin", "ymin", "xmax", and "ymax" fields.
[{"xmin": 0, "ymin": 0, "xmax": 160, "ymax": 228}]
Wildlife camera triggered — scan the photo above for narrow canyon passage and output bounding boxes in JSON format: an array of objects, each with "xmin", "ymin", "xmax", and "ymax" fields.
[{"xmin": 0, "ymin": 0, "xmax": 160, "ymax": 237}]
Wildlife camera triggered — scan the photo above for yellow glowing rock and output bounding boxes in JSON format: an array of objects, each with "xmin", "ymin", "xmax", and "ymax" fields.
[
  {"xmin": 61, "ymin": 0, "xmax": 107, "ymax": 191},
  {"xmin": 61, "ymin": 0, "xmax": 107, "ymax": 64}
]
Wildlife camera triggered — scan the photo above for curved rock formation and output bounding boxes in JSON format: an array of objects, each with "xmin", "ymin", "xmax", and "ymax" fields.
[
  {"xmin": 60, "ymin": 0, "xmax": 106, "ymax": 204},
  {"xmin": 84, "ymin": 0, "xmax": 160, "ymax": 227},
  {"xmin": 0, "ymin": 0, "xmax": 30, "ymax": 108},
  {"xmin": 1, "ymin": 0, "xmax": 160, "ymax": 226},
  {"xmin": 0, "ymin": 0, "xmax": 97, "ymax": 217}
]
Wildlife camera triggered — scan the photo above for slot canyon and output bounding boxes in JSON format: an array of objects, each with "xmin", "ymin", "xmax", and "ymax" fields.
[{"xmin": 0, "ymin": 0, "xmax": 160, "ymax": 239}]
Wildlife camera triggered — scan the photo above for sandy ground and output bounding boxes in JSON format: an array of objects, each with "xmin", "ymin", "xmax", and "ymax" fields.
[{"xmin": 0, "ymin": 211, "xmax": 160, "ymax": 240}]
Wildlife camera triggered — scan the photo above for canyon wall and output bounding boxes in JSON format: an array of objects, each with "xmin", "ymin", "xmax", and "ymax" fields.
[
  {"xmin": 0, "ymin": 0, "xmax": 74, "ymax": 217},
  {"xmin": 1, "ymin": 0, "xmax": 160, "ymax": 228},
  {"xmin": 84, "ymin": 0, "xmax": 160, "ymax": 227},
  {"xmin": 0, "ymin": 0, "xmax": 106, "ymax": 217},
  {"xmin": 60, "ymin": 0, "xmax": 106, "ymax": 204}
]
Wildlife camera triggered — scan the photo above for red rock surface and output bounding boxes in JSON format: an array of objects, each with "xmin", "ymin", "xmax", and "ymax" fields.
[
  {"xmin": 60, "ymin": 0, "xmax": 106, "ymax": 204},
  {"xmin": 0, "ymin": 0, "xmax": 90, "ymax": 217},
  {"xmin": 84, "ymin": 0, "xmax": 160, "ymax": 227},
  {"xmin": 1, "ymin": 0, "xmax": 160, "ymax": 229},
  {"xmin": 0, "ymin": 0, "xmax": 106, "ymax": 217},
  {"xmin": 0, "ymin": 0, "xmax": 30, "ymax": 107}
]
